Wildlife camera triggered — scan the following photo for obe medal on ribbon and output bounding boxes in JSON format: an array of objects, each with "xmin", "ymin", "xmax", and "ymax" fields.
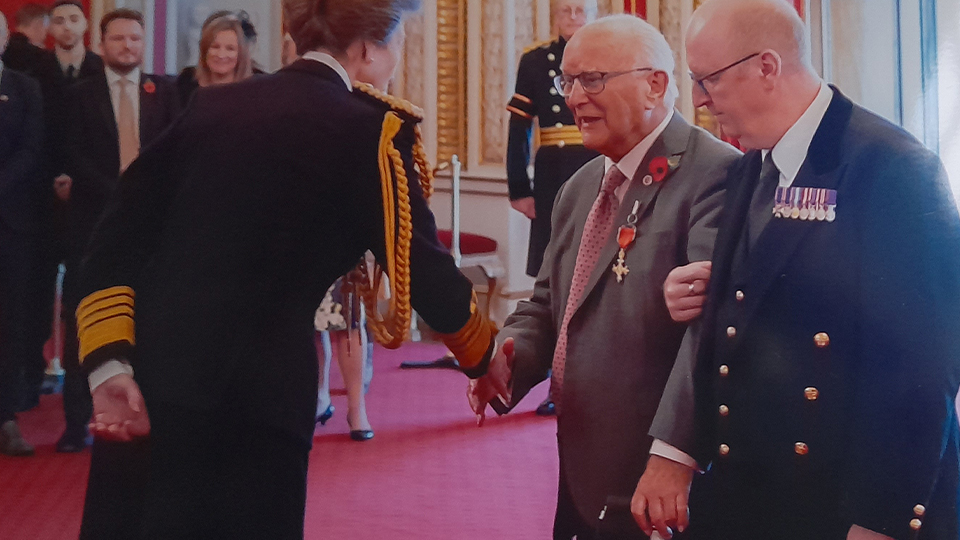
[{"xmin": 612, "ymin": 201, "xmax": 640, "ymax": 283}]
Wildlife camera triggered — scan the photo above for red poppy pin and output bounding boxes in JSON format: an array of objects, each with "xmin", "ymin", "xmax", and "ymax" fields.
[
  {"xmin": 143, "ymin": 80, "xmax": 156, "ymax": 94},
  {"xmin": 642, "ymin": 153, "xmax": 684, "ymax": 186}
]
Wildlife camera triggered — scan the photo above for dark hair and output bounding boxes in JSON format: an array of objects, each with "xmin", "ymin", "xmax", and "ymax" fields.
[
  {"xmin": 14, "ymin": 3, "xmax": 48, "ymax": 27},
  {"xmin": 50, "ymin": 0, "xmax": 85, "ymax": 14},
  {"xmin": 282, "ymin": 0, "xmax": 420, "ymax": 56},
  {"xmin": 100, "ymin": 8, "xmax": 144, "ymax": 37}
]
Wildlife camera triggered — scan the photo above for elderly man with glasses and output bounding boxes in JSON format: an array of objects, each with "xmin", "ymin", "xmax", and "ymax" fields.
[
  {"xmin": 661, "ymin": 1, "xmax": 960, "ymax": 539},
  {"xmin": 471, "ymin": 14, "xmax": 739, "ymax": 540}
]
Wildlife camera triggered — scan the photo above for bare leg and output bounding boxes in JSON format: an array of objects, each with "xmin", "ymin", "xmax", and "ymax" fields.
[
  {"xmin": 334, "ymin": 329, "xmax": 371, "ymax": 432},
  {"xmin": 315, "ymin": 331, "xmax": 333, "ymax": 423}
]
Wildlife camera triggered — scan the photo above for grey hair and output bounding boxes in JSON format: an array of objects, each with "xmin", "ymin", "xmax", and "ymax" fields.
[
  {"xmin": 551, "ymin": 0, "xmax": 599, "ymax": 20},
  {"xmin": 588, "ymin": 14, "xmax": 679, "ymax": 106}
]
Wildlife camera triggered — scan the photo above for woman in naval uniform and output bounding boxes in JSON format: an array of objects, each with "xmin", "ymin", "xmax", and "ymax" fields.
[{"xmin": 73, "ymin": 1, "xmax": 498, "ymax": 539}]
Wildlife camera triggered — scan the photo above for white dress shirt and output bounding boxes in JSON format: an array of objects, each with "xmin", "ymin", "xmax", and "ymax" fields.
[
  {"xmin": 764, "ymin": 81, "xmax": 834, "ymax": 187},
  {"xmin": 604, "ymin": 109, "xmax": 674, "ymax": 202}
]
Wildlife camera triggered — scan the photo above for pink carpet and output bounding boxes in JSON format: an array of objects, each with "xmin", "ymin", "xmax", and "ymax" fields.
[{"xmin": 0, "ymin": 342, "xmax": 559, "ymax": 539}]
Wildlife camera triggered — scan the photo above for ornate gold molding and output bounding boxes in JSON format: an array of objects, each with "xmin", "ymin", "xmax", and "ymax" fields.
[{"xmin": 436, "ymin": 0, "xmax": 467, "ymax": 165}]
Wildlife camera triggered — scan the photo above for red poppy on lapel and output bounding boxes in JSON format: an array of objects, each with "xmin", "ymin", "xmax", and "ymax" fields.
[
  {"xmin": 649, "ymin": 156, "xmax": 669, "ymax": 182},
  {"xmin": 143, "ymin": 80, "xmax": 156, "ymax": 94}
]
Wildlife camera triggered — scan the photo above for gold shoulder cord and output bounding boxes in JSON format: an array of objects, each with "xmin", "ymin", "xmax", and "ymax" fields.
[{"xmin": 352, "ymin": 83, "xmax": 435, "ymax": 348}]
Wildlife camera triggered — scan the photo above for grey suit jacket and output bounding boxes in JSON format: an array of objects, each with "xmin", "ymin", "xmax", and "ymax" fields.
[{"xmin": 500, "ymin": 113, "xmax": 740, "ymax": 525}]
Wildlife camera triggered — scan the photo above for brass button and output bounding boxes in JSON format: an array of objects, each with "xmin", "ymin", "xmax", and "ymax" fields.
[
  {"xmin": 552, "ymin": 104, "xmax": 561, "ymax": 113},
  {"xmin": 547, "ymin": 53, "xmax": 556, "ymax": 61},
  {"xmin": 814, "ymin": 332, "xmax": 830, "ymax": 348},
  {"xmin": 719, "ymin": 365, "xmax": 730, "ymax": 377},
  {"xmin": 794, "ymin": 442, "xmax": 809, "ymax": 455},
  {"xmin": 804, "ymin": 387, "xmax": 819, "ymax": 401},
  {"xmin": 550, "ymin": 87, "xmax": 558, "ymax": 95},
  {"xmin": 910, "ymin": 519, "xmax": 922, "ymax": 531},
  {"xmin": 719, "ymin": 405, "xmax": 729, "ymax": 417},
  {"xmin": 914, "ymin": 505, "xmax": 926, "ymax": 517},
  {"xmin": 735, "ymin": 290, "xmax": 745, "ymax": 302},
  {"xmin": 719, "ymin": 444, "xmax": 730, "ymax": 456},
  {"xmin": 555, "ymin": 122, "xmax": 564, "ymax": 128},
  {"xmin": 727, "ymin": 326, "xmax": 737, "ymax": 338},
  {"xmin": 548, "ymin": 69, "xmax": 557, "ymax": 77}
]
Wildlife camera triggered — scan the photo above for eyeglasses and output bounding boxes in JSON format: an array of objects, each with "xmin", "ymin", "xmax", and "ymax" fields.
[
  {"xmin": 553, "ymin": 68, "xmax": 653, "ymax": 97},
  {"xmin": 689, "ymin": 52, "xmax": 760, "ymax": 95}
]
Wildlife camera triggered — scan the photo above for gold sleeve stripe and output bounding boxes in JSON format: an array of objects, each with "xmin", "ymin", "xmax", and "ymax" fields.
[
  {"xmin": 78, "ymin": 314, "xmax": 135, "ymax": 363},
  {"xmin": 440, "ymin": 293, "xmax": 498, "ymax": 370},
  {"xmin": 77, "ymin": 305, "xmax": 136, "ymax": 336},
  {"xmin": 76, "ymin": 286, "xmax": 136, "ymax": 364},
  {"xmin": 512, "ymin": 93, "xmax": 533, "ymax": 105},
  {"xmin": 77, "ymin": 286, "xmax": 135, "ymax": 315},
  {"xmin": 506, "ymin": 106, "xmax": 533, "ymax": 120}
]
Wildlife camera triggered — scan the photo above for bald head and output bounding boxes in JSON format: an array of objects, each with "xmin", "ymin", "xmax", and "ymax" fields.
[
  {"xmin": 688, "ymin": 0, "xmax": 811, "ymax": 72},
  {"xmin": 685, "ymin": 0, "xmax": 822, "ymax": 149}
]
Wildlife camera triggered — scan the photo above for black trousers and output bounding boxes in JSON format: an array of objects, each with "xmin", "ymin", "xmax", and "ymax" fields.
[
  {"xmin": 0, "ymin": 224, "xmax": 32, "ymax": 423},
  {"xmin": 23, "ymin": 203, "xmax": 64, "ymax": 401},
  {"xmin": 80, "ymin": 401, "xmax": 311, "ymax": 540},
  {"xmin": 62, "ymin": 252, "xmax": 94, "ymax": 432},
  {"xmin": 685, "ymin": 462, "xmax": 848, "ymax": 540}
]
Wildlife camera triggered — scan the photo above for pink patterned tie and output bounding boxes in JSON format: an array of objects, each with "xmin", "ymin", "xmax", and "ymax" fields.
[{"xmin": 551, "ymin": 165, "xmax": 628, "ymax": 412}]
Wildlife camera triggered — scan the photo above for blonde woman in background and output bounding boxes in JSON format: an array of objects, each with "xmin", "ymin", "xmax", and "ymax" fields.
[{"xmin": 176, "ymin": 13, "xmax": 254, "ymax": 106}]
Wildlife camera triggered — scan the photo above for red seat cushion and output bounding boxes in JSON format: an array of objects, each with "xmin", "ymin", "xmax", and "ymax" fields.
[{"xmin": 436, "ymin": 230, "xmax": 498, "ymax": 255}]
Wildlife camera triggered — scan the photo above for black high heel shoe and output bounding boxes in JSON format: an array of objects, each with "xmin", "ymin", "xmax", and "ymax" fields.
[
  {"xmin": 349, "ymin": 428, "xmax": 374, "ymax": 441},
  {"xmin": 316, "ymin": 405, "xmax": 334, "ymax": 426}
]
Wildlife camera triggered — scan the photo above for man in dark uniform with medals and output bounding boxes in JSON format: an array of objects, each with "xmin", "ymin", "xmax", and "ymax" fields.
[
  {"xmin": 661, "ymin": 1, "xmax": 960, "ymax": 539},
  {"xmin": 507, "ymin": 0, "xmax": 599, "ymax": 416}
]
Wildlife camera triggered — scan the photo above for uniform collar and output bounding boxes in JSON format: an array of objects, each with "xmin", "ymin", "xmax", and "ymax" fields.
[
  {"xmin": 763, "ymin": 81, "xmax": 833, "ymax": 185},
  {"xmin": 301, "ymin": 51, "xmax": 352, "ymax": 91}
]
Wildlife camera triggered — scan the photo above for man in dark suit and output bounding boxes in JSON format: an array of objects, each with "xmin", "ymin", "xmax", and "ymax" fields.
[
  {"xmin": 660, "ymin": 1, "xmax": 960, "ymax": 539},
  {"xmin": 0, "ymin": 13, "xmax": 44, "ymax": 457},
  {"xmin": 471, "ymin": 16, "xmax": 739, "ymax": 540},
  {"xmin": 18, "ymin": 1, "xmax": 103, "ymax": 414},
  {"xmin": 1, "ymin": 3, "xmax": 49, "ymax": 78},
  {"xmin": 57, "ymin": 8, "xmax": 179, "ymax": 453}
]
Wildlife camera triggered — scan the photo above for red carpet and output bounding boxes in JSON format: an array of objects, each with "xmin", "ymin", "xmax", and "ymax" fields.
[{"xmin": 0, "ymin": 342, "xmax": 559, "ymax": 540}]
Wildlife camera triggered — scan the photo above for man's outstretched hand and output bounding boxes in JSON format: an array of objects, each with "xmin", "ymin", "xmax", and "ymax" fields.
[
  {"xmin": 467, "ymin": 338, "xmax": 515, "ymax": 426},
  {"xmin": 90, "ymin": 373, "xmax": 150, "ymax": 442}
]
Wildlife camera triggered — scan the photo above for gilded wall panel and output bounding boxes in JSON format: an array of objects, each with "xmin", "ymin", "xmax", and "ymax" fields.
[
  {"xmin": 436, "ymin": 0, "xmax": 467, "ymax": 164},
  {"xmin": 481, "ymin": 0, "xmax": 508, "ymax": 165},
  {"xmin": 401, "ymin": 12, "xmax": 426, "ymax": 108}
]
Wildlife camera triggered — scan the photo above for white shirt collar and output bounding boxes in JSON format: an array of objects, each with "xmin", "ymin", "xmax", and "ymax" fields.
[
  {"xmin": 764, "ymin": 81, "xmax": 833, "ymax": 186},
  {"xmin": 603, "ymin": 109, "xmax": 674, "ymax": 200},
  {"xmin": 301, "ymin": 51, "xmax": 353, "ymax": 91},
  {"xmin": 105, "ymin": 66, "xmax": 141, "ymax": 87}
]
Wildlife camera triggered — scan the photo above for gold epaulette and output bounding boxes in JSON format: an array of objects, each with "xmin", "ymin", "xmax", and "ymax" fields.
[
  {"xmin": 352, "ymin": 83, "xmax": 434, "ymax": 349},
  {"xmin": 523, "ymin": 38, "xmax": 554, "ymax": 55},
  {"xmin": 76, "ymin": 286, "xmax": 136, "ymax": 363},
  {"xmin": 353, "ymin": 82, "xmax": 424, "ymax": 121}
]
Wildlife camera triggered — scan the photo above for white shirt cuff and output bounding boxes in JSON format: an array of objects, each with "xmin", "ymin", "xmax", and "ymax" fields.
[
  {"xmin": 88, "ymin": 360, "xmax": 134, "ymax": 393},
  {"xmin": 650, "ymin": 439, "xmax": 699, "ymax": 470}
]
